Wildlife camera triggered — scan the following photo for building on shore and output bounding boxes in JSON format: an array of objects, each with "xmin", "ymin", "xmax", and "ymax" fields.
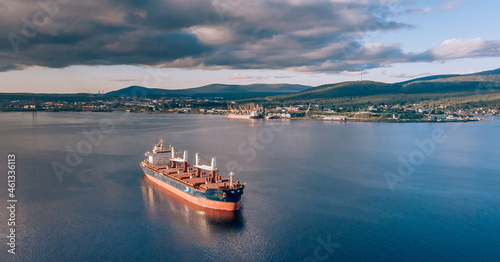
[{"xmin": 323, "ymin": 115, "xmax": 347, "ymax": 121}]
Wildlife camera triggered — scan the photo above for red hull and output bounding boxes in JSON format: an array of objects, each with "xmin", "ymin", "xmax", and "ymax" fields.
[{"xmin": 144, "ymin": 174, "xmax": 242, "ymax": 211}]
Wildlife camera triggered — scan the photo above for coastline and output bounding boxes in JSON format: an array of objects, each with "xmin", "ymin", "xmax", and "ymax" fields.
[{"xmin": 1, "ymin": 110, "xmax": 493, "ymax": 123}]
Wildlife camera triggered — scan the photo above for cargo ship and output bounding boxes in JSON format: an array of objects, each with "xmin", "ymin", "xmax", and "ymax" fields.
[
  {"xmin": 140, "ymin": 140, "xmax": 245, "ymax": 211},
  {"xmin": 227, "ymin": 103, "xmax": 263, "ymax": 119},
  {"xmin": 227, "ymin": 111, "xmax": 261, "ymax": 119}
]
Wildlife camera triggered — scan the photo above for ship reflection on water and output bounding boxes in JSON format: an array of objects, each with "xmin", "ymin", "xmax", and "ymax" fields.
[{"xmin": 140, "ymin": 176, "xmax": 245, "ymax": 236}]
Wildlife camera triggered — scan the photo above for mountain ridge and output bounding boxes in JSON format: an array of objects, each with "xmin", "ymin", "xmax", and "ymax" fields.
[
  {"xmin": 105, "ymin": 83, "xmax": 312, "ymax": 99},
  {"xmin": 263, "ymin": 68, "xmax": 500, "ymax": 102},
  {"xmin": 1, "ymin": 68, "xmax": 499, "ymax": 105}
]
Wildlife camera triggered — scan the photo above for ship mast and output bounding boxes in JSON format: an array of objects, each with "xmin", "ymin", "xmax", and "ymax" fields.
[
  {"xmin": 229, "ymin": 172, "xmax": 234, "ymax": 188},
  {"xmin": 170, "ymin": 147, "xmax": 189, "ymax": 171},
  {"xmin": 194, "ymin": 153, "xmax": 218, "ymax": 183}
]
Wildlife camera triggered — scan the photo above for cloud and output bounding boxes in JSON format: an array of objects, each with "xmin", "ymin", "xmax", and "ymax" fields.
[
  {"xmin": 0, "ymin": 0, "xmax": 498, "ymax": 75},
  {"xmin": 224, "ymin": 73, "xmax": 270, "ymax": 80},
  {"xmin": 274, "ymin": 74, "xmax": 296, "ymax": 79},
  {"xmin": 407, "ymin": 0, "xmax": 463, "ymax": 14},
  {"xmin": 0, "ymin": 63, "xmax": 21, "ymax": 71},
  {"xmin": 190, "ymin": 26, "xmax": 234, "ymax": 45},
  {"xmin": 109, "ymin": 78, "xmax": 139, "ymax": 82},
  {"xmin": 420, "ymin": 38, "xmax": 500, "ymax": 61},
  {"xmin": 340, "ymin": 70, "xmax": 368, "ymax": 77},
  {"xmin": 391, "ymin": 72, "xmax": 431, "ymax": 78},
  {"xmin": 225, "ymin": 73, "xmax": 252, "ymax": 80}
]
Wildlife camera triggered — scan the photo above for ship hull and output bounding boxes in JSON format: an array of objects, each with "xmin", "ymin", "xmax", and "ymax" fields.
[
  {"xmin": 141, "ymin": 166, "xmax": 243, "ymax": 211},
  {"xmin": 226, "ymin": 114, "xmax": 261, "ymax": 120}
]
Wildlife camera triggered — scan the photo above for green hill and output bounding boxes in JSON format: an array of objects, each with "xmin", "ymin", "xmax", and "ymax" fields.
[
  {"xmin": 105, "ymin": 84, "xmax": 311, "ymax": 99},
  {"xmin": 2, "ymin": 68, "xmax": 499, "ymax": 109},
  {"xmin": 261, "ymin": 68, "xmax": 500, "ymax": 108}
]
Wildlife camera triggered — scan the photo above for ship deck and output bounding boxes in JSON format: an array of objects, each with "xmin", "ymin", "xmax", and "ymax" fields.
[
  {"xmin": 200, "ymin": 179, "xmax": 231, "ymax": 189},
  {"xmin": 143, "ymin": 162, "xmax": 238, "ymax": 191}
]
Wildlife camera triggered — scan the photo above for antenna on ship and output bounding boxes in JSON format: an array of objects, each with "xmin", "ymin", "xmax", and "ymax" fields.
[
  {"xmin": 210, "ymin": 157, "xmax": 217, "ymax": 183},
  {"xmin": 182, "ymin": 150, "xmax": 188, "ymax": 172},
  {"xmin": 171, "ymin": 147, "xmax": 176, "ymax": 167},
  {"xmin": 211, "ymin": 157, "xmax": 216, "ymax": 171}
]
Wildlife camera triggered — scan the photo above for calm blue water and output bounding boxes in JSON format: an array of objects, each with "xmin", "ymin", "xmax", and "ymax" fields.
[{"xmin": 0, "ymin": 112, "xmax": 499, "ymax": 261}]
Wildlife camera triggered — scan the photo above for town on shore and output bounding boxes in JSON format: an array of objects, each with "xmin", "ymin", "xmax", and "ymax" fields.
[{"xmin": 2, "ymin": 96, "xmax": 495, "ymax": 123}]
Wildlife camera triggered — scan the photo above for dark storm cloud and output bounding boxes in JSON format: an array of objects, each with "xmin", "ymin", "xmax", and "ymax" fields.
[{"xmin": 0, "ymin": 0, "xmax": 498, "ymax": 73}]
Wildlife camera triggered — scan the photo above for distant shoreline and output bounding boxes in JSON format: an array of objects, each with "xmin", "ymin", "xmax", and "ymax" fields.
[{"xmin": 1, "ymin": 110, "xmax": 493, "ymax": 123}]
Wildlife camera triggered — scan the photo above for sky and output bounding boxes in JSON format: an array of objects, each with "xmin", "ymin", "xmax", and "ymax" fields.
[{"xmin": 0, "ymin": 0, "xmax": 499, "ymax": 93}]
